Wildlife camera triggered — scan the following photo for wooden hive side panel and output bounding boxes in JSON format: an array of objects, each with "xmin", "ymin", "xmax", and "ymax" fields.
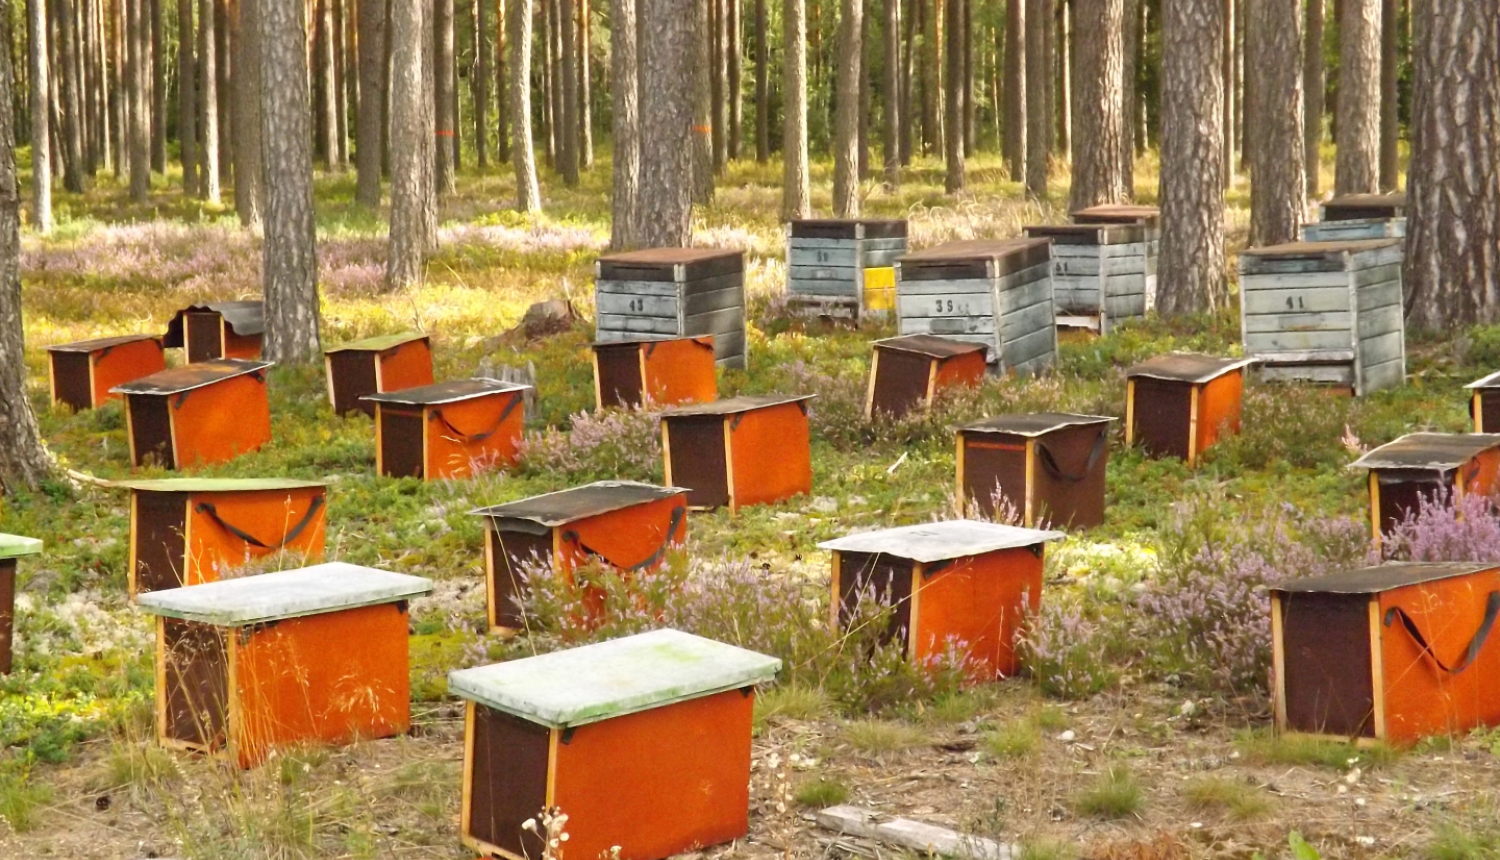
[
  {"xmin": 463, "ymin": 703, "xmax": 550, "ymax": 859},
  {"xmin": 160, "ymin": 618, "xmax": 231, "ymax": 751},
  {"xmin": 1277, "ymin": 592, "xmax": 1376, "ymax": 738},
  {"xmin": 0, "ymin": 559, "xmax": 14, "ymax": 674},
  {"xmin": 994, "ymin": 263, "xmax": 1057, "ymax": 375}
]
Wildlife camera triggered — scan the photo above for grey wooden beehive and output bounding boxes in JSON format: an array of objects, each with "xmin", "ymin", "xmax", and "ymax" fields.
[
  {"xmin": 1070, "ymin": 204, "xmax": 1160, "ymax": 308},
  {"xmin": 1301, "ymin": 192, "xmax": 1407, "ymax": 242},
  {"xmin": 1022, "ymin": 223, "xmax": 1150, "ymax": 333},
  {"xmin": 785, "ymin": 219, "xmax": 907, "ymax": 320},
  {"xmin": 1238, "ymin": 238, "xmax": 1405, "ymax": 395},
  {"xmin": 594, "ymin": 248, "xmax": 746, "ymax": 369},
  {"xmin": 895, "ymin": 238, "xmax": 1057, "ymax": 375}
]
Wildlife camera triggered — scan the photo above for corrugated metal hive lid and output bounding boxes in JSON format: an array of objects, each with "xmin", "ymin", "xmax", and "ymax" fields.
[
  {"xmin": 1272, "ymin": 562, "xmax": 1494, "ymax": 595},
  {"xmin": 135, "ymin": 562, "xmax": 432, "ymax": 625},
  {"xmin": 959, "ymin": 412, "xmax": 1116, "ymax": 437},
  {"xmin": 162, "ymin": 300, "xmax": 266, "ymax": 346},
  {"xmin": 1240, "ymin": 238, "xmax": 1402, "ymax": 257},
  {"xmin": 874, "ymin": 334, "xmax": 989, "ymax": 359},
  {"xmin": 661, "ymin": 393, "xmax": 814, "ymax": 417},
  {"xmin": 818, "ymin": 519, "xmax": 1064, "ymax": 563},
  {"xmin": 0, "ymin": 534, "xmax": 43, "ymax": 559},
  {"xmin": 111, "ymin": 358, "xmax": 273, "ymax": 395},
  {"xmin": 1126, "ymin": 353, "xmax": 1256, "ymax": 384},
  {"xmin": 447, "ymin": 628, "xmax": 782, "ymax": 728},
  {"xmin": 47, "ymin": 333, "xmax": 163, "ymax": 353},
  {"xmin": 324, "ymin": 332, "xmax": 429, "ymax": 354},
  {"xmin": 472, "ymin": 481, "xmax": 687, "ymax": 527},
  {"xmin": 362, "ymin": 378, "xmax": 531, "ymax": 406},
  {"xmin": 1348, "ymin": 432, "xmax": 1500, "ymax": 471},
  {"xmin": 112, "ymin": 477, "xmax": 327, "ymax": 494}
]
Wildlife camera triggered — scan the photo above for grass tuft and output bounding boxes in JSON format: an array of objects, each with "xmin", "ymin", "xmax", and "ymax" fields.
[
  {"xmin": 1428, "ymin": 824, "xmax": 1500, "ymax": 860},
  {"xmin": 1234, "ymin": 729, "xmax": 1400, "ymax": 770},
  {"xmin": 1017, "ymin": 837, "xmax": 1078, "ymax": 860},
  {"xmin": 0, "ymin": 772, "xmax": 53, "ymax": 834},
  {"xmin": 1074, "ymin": 765, "xmax": 1144, "ymax": 819},
  {"xmin": 755, "ymin": 684, "xmax": 834, "ymax": 731},
  {"xmin": 1181, "ymin": 776, "xmax": 1273, "ymax": 820},
  {"xmin": 841, "ymin": 719, "xmax": 927, "ymax": 756},
  {"xmin": 983, "ymin": 722, "xmax": 1040, "ymax": 759},
  {"xmin": 795, "ymin": 777, "xmax": 851, "ymax": 808}
]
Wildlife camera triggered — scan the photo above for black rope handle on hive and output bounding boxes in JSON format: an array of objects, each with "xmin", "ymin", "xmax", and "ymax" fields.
[
  {"xmin": 1036, "ymin": 429, "xmax": 1108, "ymax": 483},
  {"xmin": 429, "ymin": 393, "xmax": 523, "ymax": 443},
  {"xmin": 194, "ymin": 495, "xmax": 326, "ymax": 550},
  {"xmin": 560, "ymin": 505, "xmax": 686, "ymax": 572},
  {"xmin": 1383, "ymin": 590, "xmax": 1500, "ymax": 675}
]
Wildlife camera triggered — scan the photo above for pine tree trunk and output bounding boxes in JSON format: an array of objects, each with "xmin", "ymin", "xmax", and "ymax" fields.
[
  {"xmin": 709, "ymin": 0, "xmax": 724, "ymax": 170},
  {"xmin": 508, "ymin": 0, "xmax": 538, "ymax": 209},
  {"xmin": 962, "ymin": 0, "xmax": 973, "ymax": 153},
  {"xmin": 882, "ymin": 0, "xmax": 899, "ymax": 185},
  {"xmin": 334, "ymin": 0, "xmax": 349, "ymax": 165},
  {"xmin": 1053, "ymin": 0, "xmax": 1067, "ymax": 154},
  {"xmin": 1156, "ymin": 0, "xmax": 1226, "ymax": 315},
  {"xmin": 318, "ymin": 0, "xmax": 338, "ymax": 168},
  {"xmin": 30, "ymin": 0, "xmax": 53, "ymax": 225},
  {"xmin": 355, "ymin": 0, "xmax": 385, "ymax": 203},
  {"xmin": 198, "ymin": 0, "xmax": 220, "ymax": 200},
  {"xmin": 1377, "ymin": 0, "xmax": 1397, "ymax": 190},
  {"xmin": 637, "ymin": 0, "xmax": 693, "ymax": 243},
  {"xmin": 541, "ymin": 0, "xmax": 555, "ymax": 164},
  {"xmin": 1024, "ymin": 0, "xmax": 1048, "ymax": 197},
  {"xmin": 920, "ymin": 0, "xmax": 936, "ymax": 155},
  {"xmin": 495, "ymin": 0, "xmax": 507, "ymax": 163},
  {"xmin": 216, "ymin": 0, "xmax": 231, "ymax": 181},
  {"xmin": 1004, "ymin": 0, "xmax": 1024, "ymax": 182},
  {"xmin": 726, "ymin": 0, "xmax": 739, "ymax": 159},
  {"xmin": 691, "ymin": 0, "xmax": 711, "ymax": 203},
  {"xmin": 150, "ymin": 0, "xmax": 164, "ymax": 172},
  {"xmin": 56, "ymin": 0, "xmax": 85, "ymax": 191},
  {"xmin": 609, "ymin": 0, "xmax": 636, "ymax": 249},
  {"xmin": 780, "ymin": 0, "xmax": 808, "ymax": 219},
  {"xmin": 449, "ymin": 7, "xmax": 459, "ymax": 171},
  {"xmin": 387, "ymin": 0, "xmax": 430, "ymax": 286},
  {"xmin": 83, "ymin": 0, "xmax": 100, "ymax": 172},
  {"xmin": 474, "ymin": 0, "xmax": 488, "ymax": 168},
  {"xmin": 899, "ymin": 0, "xmax": 914, "ymax": 164},
  {"xmin": 1221, "ymin": 0, "xmax": 1233, "ymax": 182},
  {"xmin": 942, "ymin": 0, "xmax": 962, "ymax": 192},
  {"xmin": 1245, "ymin": 0, "xmax": 1304, "ymax": 247},
  {"xmin": 753, "ymin": 0, "xmax": 766, "ymax": 162},
  {"xmin": 557, "ymin": 0, "xmax": 577, "ymax": 183},
  {"xmin": 110, "ymin": 0, "xmax": 123, "ymax": 177},
  {"xmin": 857, "ymin": 9, "xmax": 870, "ymax": 179},
  {"xmin": 1118, "ymin": 0, "xmax": 1135, "ymax": 192},
  {"xmin": 232, "ymin": 0, "xmax": 263, "ymax": 223},
  {"xmin": 259, "ymin": 0, "xmax": 321, "ymax": 361},
  {"xmin": 177, "ymin": 0, "xmax": 197, "ymax": 191},
  {"xmin": 1304, "ymin": 0, "xmax": 1323, "ymax": 195},
  {"xmin": 1068, "ymin": 0, "xmax": 1124, "ymax": 210},
  {"xmin": 833, "ymin": 0, "xmax": 861, "ymax": 211},
  {"xmin": 434, "ymin": 0, "xmax": 455, "ymax": 193},
  {"xmin": 577, "ymin": 0, "xmax": 591, "ymax": 168},
  {"xmin": 128, "ymin": 0, "xmax": 150, "ymax": 200},
  {"xmin": 1334, "ymin": 0, "xmax": 1379, "ymax": 193},
  {"xmin": 1403, "ymin": 0, "xmax": 1500, "ymax": 330}
]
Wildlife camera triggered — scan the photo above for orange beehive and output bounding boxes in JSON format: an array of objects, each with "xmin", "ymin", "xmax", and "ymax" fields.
[
  {"xmin": 120, "ymin": 478, "xmax": 328, "ymax": 599},
  {"xmin": 1466, "ymin": 372, "xmax": 1500, "ymax": 433},
  {"xmin": 324, "ymin": 332, "xmax": 435, "ymax": 417},
  {"xmin": 163, "ymin": 301, "xmax": 265, "ymax": 363},
  {"xmin": 820, "ymin": 521, "xmax": 1063, "ymax": 678},
  {"xmin": 363, "ymin": 379, "xmax": 531, "ymax": 480},
  {"xmin": 1125, "ymin": 353, "xmax": 1255, "ymax": 466},
  {"xmin": 661, "ymin": 394, "xmax": 814, "ymax": 513},
  {"xmin": 47, "ymin": 334, "xmax": 167, "ymax": 410},
  {"xmin": 956, "ymin": 413, "xmax": 1115, "ymax": 528},
  {"xmin": 471, "ymin": 481, "xmax": 689, "ymax": 634},
  {"xmin": 592, "ymin": 335, "xmax": 718, "ymax": 410},
  {"xmin": 113, "ymin": 359, "xmax": 274, "ymax": 469},
  {"xmin": 137, "ymin": 563, "xmax": 432, "ymax": 769},
  {"xmin": 449, "ymin": 629, "xmax": 781, "ymax": 860},
  {"xmin": 1272, "ymin": 562, "xmax": 1500, "ymax": 746},
  {"xmin": 0, "ymin": 534, "xmax": 43, "ymax": 675},
  {"xmin": 865, "ymin": 334, "xmax": 988, "ymax": 418},
  {"xmin": 1349, "ymin": 433, "xmax": 1500, "ymax": 541}
]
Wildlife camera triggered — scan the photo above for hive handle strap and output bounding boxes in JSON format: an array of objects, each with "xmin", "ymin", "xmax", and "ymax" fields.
[
  {"xmin": 561, "ymin": 505, "xmax": 686, "ymax": 572},
  {"xmin": 430, "ymin": 393, "xmax": 523, "ymax": 443},
  {"xmin": 1036, "ymin": 429, "xmax": 1108, "ymax": 483},
  {"xmin": 193, "ymin": 496, "xmax": 325, "ymax": 550},
  {"xmin": 1383, "ymin": 590, "xmax": 1500, "ymax": 675}
]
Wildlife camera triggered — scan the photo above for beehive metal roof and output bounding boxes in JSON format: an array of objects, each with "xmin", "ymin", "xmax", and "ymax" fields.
[
  {"xmin": 1466, "ymin": 371, "xmax": 1500, "ymax": 390},
  {"xmin": 958, "ymin": 413, "xmax": 1116, "ymax": 437},
  {"xmin": 1348, "ymin": 433, "xmax": 1500, "ymax": 471},
  {"xmin": 113, "ymin": 477, "xmax": 327, "ymax": 494},
  {"xmin": 135, "ymin": 562, "xmax": 432, "ymax": 625},
  {"xmin": 0, "ymin": 534, "xmax": 42, "ymax": 560},
  {"xmin": 1125, "ymin": 353, "xmax": 1256, "ymax": 384},
  {"xmin": 1271, "ymin": 562, "xmax": 1494, "ymax": 595},
  {"xmin": 361, "ymin": 378, "xmax": 531, "ymax": 406},
  {"xmin": 472, "ymin": 481, "xmax": 687, "ymax": 528},
  {"xmin": 110, "ymin": 358, "xmax": 273, "ymax": 396},
  {"xmin": 789, "ymin": 219, "xmax": 908, "ymax": 239},
  {"xmin": 595, "ymin": 247, "xmax": 745, "ymax": 282},
  {"xmin": 899, "ymin": 237, "xmax": 1050, "ymax": 264},
  {"xmin": 818, "ymin": 520, "xmax": 1064, "ymax": 563},
  {"xmin": 873, "ymin": 334, "xmax": 989, "ymax": 360},
  {"xmin": 660, "ymin": 393, "xmax": 814, "ymax": 417},
  {"xmin": 448, "ymin": 629, "xmax": 781, "ymax": 728},
  {"xmin": 1022, "ymin": 223, "xmax": 1148, "ymax": 245},
  {"xmin": 324, "ymin": 332, "xmax": 429, "ymax": 354},
  {"xmin": 162, "ymin": 300, "xmax": 265, "ymax": 347},
  {"xmin": 46, "ymin": 333, "xmax": 163, "ymax": 354},
  {"xmin": 1240, "ymin": 238, "xmax": 1403, "ymax": 257},
  {"xmin": 1070, "ymin": 204, "xmax": 1160, "ymax": 226}
]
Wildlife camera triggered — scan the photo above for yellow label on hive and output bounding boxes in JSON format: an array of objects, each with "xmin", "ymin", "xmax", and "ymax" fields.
[{"xmin": 864, "ymin": 267, "xmax": 896, "ymax": 312}]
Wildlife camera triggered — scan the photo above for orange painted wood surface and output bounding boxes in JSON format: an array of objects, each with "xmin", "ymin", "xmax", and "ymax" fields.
[
  {"xmin": 911, "ymin": 547, "xmax": 1042, "ymax": 678},
  {"xmin": 378, "ymin": 340, "xmax": 436, "ymax": 393},
  {"xmin": 184, "ymin": 488, "xmax": 328, "ymax": 585},
  {"xmin": 221, "ymin": 328, "xmax": 263, "ymax": 361},
  {"xmin": 424, "ymin": 392, "xmax": 525, "ymax": 480},
  {"xmin": 934, "ymin": 351, "xmax": 988, "ymax": 394},
  {"xmin": 641, "ymin": 338, "xmax": 717, "ymax": 406},
  {"xmin": 729, "ymin": 403, "xmax": 813, "ymax": 511},
  {"xmin": 91, "ymin": 340, "xmax": 168, "ymax": 406},
  {"xmin": 1193, "ymin": 369, "xmax": 1244, "ymax": 460},
  {"xmin": 169, "ymin": 374, "xmax": 273, "ymax": 467}
]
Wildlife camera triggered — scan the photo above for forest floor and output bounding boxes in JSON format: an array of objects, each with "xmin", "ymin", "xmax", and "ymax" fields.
[{"xmin": 5, "ymin": 153, "xmax": 1500, "ymax": 860}]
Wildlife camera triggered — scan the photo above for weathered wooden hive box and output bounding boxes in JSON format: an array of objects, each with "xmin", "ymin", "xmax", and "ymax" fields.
[
  {"xmin": 895, "ymin": 237, "xmax": 1057, "ymax": 375},
  {"xmin": 1301, "ymin": 192, "xmax": 1407, "ymax": 242},
  {"xmin": 470, "ymin": 481, "xmax": 689, "ymax": 634},
  {"xmin": 819, "ymin": 520, "xmax": 1063, "ymax": 678},
  {"xmin": 1070, "ymin": 204, "xmax": 1160, "ymax": 307},
  {"xmin": 1125, "ymin": 353, "xmax": 1255, "ymax": 466},
  {"xmin": 47, "ymin": 334, "xmax": 166, "ymax": 411},
  {"xmin": 595, "ymin": 248, "xmax": 747, "ymax": 369},
  {"xmin": 163, "ymin": 301, "xmax": 265, "ymax": 363},
  {"xmin": 0, "ymin": 534, "xmax": 42, "ymax": 675},
  {"xmin": 113, "ymin": 358, "xmax": 274, "ymax": 469},
  {"xmin": 785, "ymin": 219, "xmax": 908, "ymax": 319},
  {"xmin": 324, "ymin": 332, "xmax": 434, "ymax": 417},
  {"xmin": 660, "ymin": 394, "xmax": 813, "ymax": 513},
  {"xmin": 865, "ymin": 334, "xmax": 988, "ymax": 418},
  {"xmin": 136, "ymin": 563, "xmax": 432, "ymax": 768},
  {"xmin": 119, "ymin": 478, "xmax": 328, "ymax": 599},
  {"xmin": 1272, "ymin": 562, "xmax": 1500, "ymax": 746},
  {"xmin": 956, "ymin": 413, "xmax": 1115, "ymax": 528},
  {"xmin": 1465, "ymin": 371, "xmax": 1500, "ymax": 433},
  {"xmin": 592, "ymin": 335, "xmax": 718, "ymax": 410},
  {"xmin": 1239, "ymin": 238, "xmax": 1405, "ymax": 395},
  {"xmin": 448, "ymin": 628, "xmax": 781, "ymax": 860},
  {"xmin": 1349, "ymin": 433, "xmax": 1500, "ymax": 540},
  {"xmin": 363, "ymin": 379, "xmax": 531, "ymax": 480},
  {"xmin": 1021, "ymin": 223, "xmax": 1150, "ymax": 332}
]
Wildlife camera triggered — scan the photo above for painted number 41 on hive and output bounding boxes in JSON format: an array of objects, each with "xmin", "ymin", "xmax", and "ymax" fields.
[{"xmin": 1285, "ymin": 295, "xmax": 1306, "ymax": 310}]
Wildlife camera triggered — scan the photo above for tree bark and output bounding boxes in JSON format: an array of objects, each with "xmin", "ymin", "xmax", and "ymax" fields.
[
  {"xmin": 882, "ymin": 0, "xmax": 899, "ymax": 185},
  {"xmin": 638, "ymin": 0, "xmax": 693, "ymax": 243},
  {"xmin": 962, "ymin": 0, "xmax": 973, "ymax": 153},
  {"xmin": 1068, "ymin": 0, "xmax": 1124, "ymax": 210},
  {"xmin": 780, "ymin": 0, "xmax": 808, "ymax": 219},
  {"xmin": 110, "ymin": 0, "xmax": 123, "ymax": 177},
  {"xmin": 474, "ymin": 0, "xmax": 488, "ymax": 168},
  {"xmin": 690, "ymin": 0, "xmax": 711, "ymax": 203},
  {"xmin": 899, "ymin": 0, "xmax": 914, "ymax": 163},
  {"xmin": 726, "ymin": 0, "xmax": 739, "ymax": 159},
  {"xmin": 56, "ymin": 0, "xmax": 85, "ymax": 191},
  {"xmin": 1403, "ymin": 0, "xmax": 1500, "ymax": 330},
  {"xmin": 509, "ymin": 0, "xmax": 538, "ymax": 209},
  {"xmin": 942, "ymin": 0, "xmax": 962, "ymax": 192},
  {"xmin": 434, "ymin": 0, "xmax": 455, "ymax": 193},
  {"xmin": 387, "ymin": 0, "xmax": 429, "ymax": 287},
  {"xmin": 1118, "ymin": 0, "xmax": 1135, "ymax": 192},
  {"xmin": 232, "ymin": 0, "xmax": 263, "ymax": 223},
  {"xmin": 354, "ymin": 0, "xmax": 385, "ymax": 203},
  {"xmin": 1024, "ymin": 0, "xmax": 1049, "ymax": 197},
  {"xmin": 317, "ymin": 0, "xmax": 338, "ymax": 168},
  {"xmin": 30, "ymin": 0, "xmax": 53, "ymax": 225},
  {"xmin": 609, "ymin": 0, "xmax": 636, "ymax": 249},
  {"xmin": 334, "ymin": 0, "xmax": 349, "ymax": 166},
  {"xmin": 216, "ymin": 0, "xmax": 231, "ymax": 181},
  {"xmin": 833, "ymin": 0, "xmax": 861, "ymax": 211},
  {"xmin": 1004, "ymin": 0, "xmax": 1024, "ymax": 182},
  {"xmin": 1304, "ymin": 0, "xmax": 1323, "ymax": 195},
  {"xmin": 557, "ymin": 0, "xmax": 577, "ymax": 182},
  {"xmin": 1156, "ymin": 0, "xmax": 1226, "ymax": 315},
  {"xmin": 1053, "ymin": 0, "xmax": 1067, "ymax": 154},
  {"xmin": 753, "ymin": 0, "xmax": 766, "ymax": 161},
  {"xmin": 921, "ymin": 0, "xmax": 937, "ymax": 155},
  {"xmin": 496, "ymin": 0, "xmax": 508, "ymax": 163},
  {"xmin": 128, "ymin": 0, "xmax": 150, "ymax": 199},
  {"xmin": 149, "ymin": 0, "xmax": 163, "ymax": 171},
  {"xmin": 1334, "ymin": 0, "xmax": 1379, "ymax": 193},
  {"xmin": 1245, "ymin": 0, "xmax": 1304, "ymax": 247},
  {"xmin": 1221, "ymin": 0, "xmax": 1233, "ymax": 182},
  {"xmin": 709, "ymin": 0, "xmax": 724, "ymax": 169},
  {"xmin": 577, "ymin": 0, "xmax": 591, "ymax": 168},
  {"xmin": 1377, "ymin": 0, "xmax": 1397, "ymax": 190},
  {"xmin": 197, "ymin": 0, "xmax": 219, "ymax": 199},
  {"xmin": 176, "ymin": 0, "xmax": 197, "ymax": 192}
]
